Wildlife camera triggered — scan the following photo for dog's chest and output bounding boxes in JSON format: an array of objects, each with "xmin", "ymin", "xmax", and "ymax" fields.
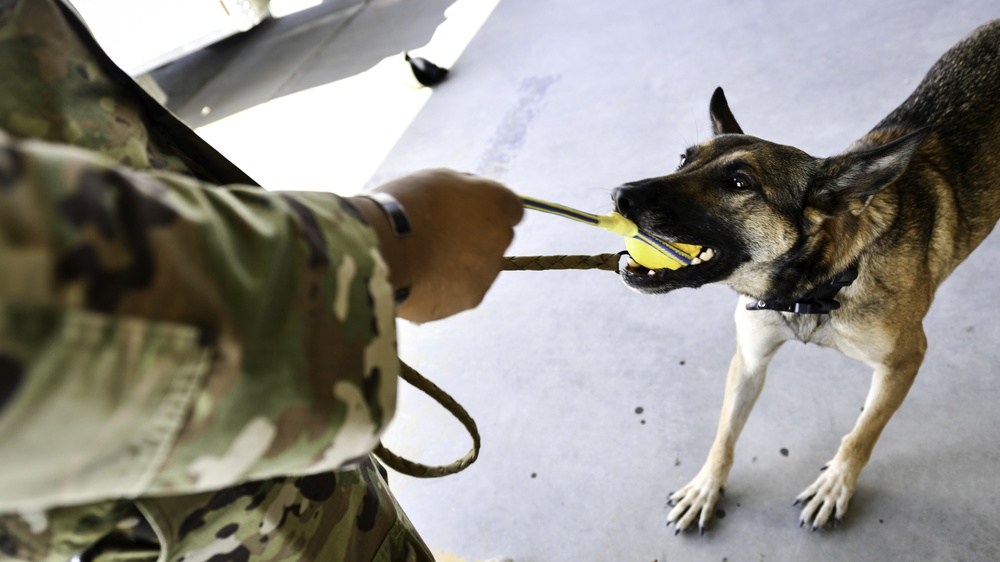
[{"xmin": 780, "ymin": 313, "xmax": 834, "ymax": 345}]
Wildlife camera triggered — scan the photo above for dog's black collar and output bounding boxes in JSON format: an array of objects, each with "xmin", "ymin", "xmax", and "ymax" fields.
[{"xmin": 746, "ymin": 266, "xmax": 859, "ymax": 315}]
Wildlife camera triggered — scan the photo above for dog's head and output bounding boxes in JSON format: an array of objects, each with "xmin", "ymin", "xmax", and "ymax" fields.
[{"xmin": 614, "ymin": 88, "xmax": 928, "ymax": 300}]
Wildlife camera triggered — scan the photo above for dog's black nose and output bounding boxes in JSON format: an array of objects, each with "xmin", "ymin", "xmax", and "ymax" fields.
[
  {"xmin": 612, "ymin": 186, "xmax": 629, "ymax": 213},
  {"xmin": 613, "ymin": 185, "xmax": 640, "ymax": 214}
]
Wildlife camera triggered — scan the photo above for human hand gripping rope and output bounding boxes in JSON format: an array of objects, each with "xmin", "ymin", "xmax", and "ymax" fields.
[{"xmin": 374, "ymin": 194, "xmax": 702, "ymax": 477}]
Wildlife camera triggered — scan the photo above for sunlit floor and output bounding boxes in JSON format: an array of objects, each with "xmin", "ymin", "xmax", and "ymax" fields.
[{"xmin": 145, "ymin": 0, "xmax": 1000, "ymax": 560}]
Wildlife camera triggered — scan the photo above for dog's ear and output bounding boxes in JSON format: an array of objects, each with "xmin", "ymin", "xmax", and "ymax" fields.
[
  {"xmin": 807, "ymin": 127, "xmax": 930, "ymax": 219},
  {"xmin": 709, "ymin": 87, "xmax": 744, "ymax": 135}
]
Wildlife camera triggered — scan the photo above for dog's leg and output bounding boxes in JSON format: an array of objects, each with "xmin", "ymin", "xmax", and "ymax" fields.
[
  {"xmin": 795, "ymin": 327, "xmax": 926, "ymax": 530},
  {"xmin": 667, "ymin": 302, "xmax": 790, "ymax": 534}
]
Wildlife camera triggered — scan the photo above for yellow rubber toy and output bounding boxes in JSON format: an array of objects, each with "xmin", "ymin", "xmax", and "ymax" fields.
[
  {"xmin": 520, "ymin": 196, "xmax": 701, "ymax": 270},
  {"xmin": 624, "ymin": 236, "xmax": 701, "ymax": 271}
]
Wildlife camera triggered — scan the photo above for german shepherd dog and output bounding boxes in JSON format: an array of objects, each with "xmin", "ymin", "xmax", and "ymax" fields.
[{"xmin": 612, "ymin": 20, "xmax": 1000, "ymax": 533}]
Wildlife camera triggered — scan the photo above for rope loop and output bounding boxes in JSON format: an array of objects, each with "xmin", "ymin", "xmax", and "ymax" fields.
[{"xmin": 374, "ymin": 361, "xmax": 480, "ymax": 478}]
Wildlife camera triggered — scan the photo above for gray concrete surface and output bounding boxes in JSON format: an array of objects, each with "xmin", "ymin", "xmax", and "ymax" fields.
[{"xmin": 155, "ymin": 0, "xmax": 1000, "ymax": 560}]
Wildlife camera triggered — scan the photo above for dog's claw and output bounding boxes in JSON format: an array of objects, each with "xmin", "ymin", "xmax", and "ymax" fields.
[
  {"xmin": 794, "ymin": 493, "xmax": 815, "ymax": 508},
  {"xmin": 674, "ymin": 527, "xmax": 681, "ymax": 536},
  {"xmin": 665, "ymin": 492, "xmax": 680, "ymax": 508}
]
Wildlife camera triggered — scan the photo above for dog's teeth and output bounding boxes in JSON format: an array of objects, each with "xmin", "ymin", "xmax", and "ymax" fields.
[
  {"xmin": 700, "ymin": 248, "xmax": 715, "ymax": 261},
  {"xmin": 690, "ymin": 258, "xmax": 703, "ymax": 265},
  {"xmin": 647, "ymin": 270, "xmax": 657, "ymax": 277},
  {"xmin": 627, "ymin": 257, "xmax": 640, "ymax": 268}
]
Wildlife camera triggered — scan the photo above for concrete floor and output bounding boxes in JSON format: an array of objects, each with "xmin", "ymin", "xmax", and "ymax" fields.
[{"xmin": 148, "ymin": 0, "xmax": 1000, "ymax": 560}]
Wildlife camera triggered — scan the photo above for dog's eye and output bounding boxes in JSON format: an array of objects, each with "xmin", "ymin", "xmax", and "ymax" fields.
[{"xmin": 729, "ymin": 175, "xmax": 754, "ymax": 191}]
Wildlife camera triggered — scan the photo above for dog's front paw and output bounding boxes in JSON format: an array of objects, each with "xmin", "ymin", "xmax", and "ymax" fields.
[
  {"xmin": 793, "ymin": 460, "xmax": 860, "ymax": 530},
  {"xmin": 666, "ymin": 470, "xmax": 725, "ymax": 536}
]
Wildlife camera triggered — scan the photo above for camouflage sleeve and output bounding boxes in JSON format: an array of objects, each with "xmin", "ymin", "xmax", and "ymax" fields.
[{"xmin": 0, "ymin": 130, "xmax": 399, "ymax": 513}]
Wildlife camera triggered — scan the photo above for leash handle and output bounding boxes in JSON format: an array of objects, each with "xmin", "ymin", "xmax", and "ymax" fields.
[{"xmin": 375, "ymin": 361, "xmax": 480, "ymax": 478}]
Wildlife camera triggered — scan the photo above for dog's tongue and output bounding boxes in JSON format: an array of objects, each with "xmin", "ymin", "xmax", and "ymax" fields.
[{"xmin": 624, "ymin": 237, "xmax": 702, "ymax": 270}]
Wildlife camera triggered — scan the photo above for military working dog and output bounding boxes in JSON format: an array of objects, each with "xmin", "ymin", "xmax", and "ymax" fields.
[{"xmin": 612, "ymin": 20, "xmax": 1000, "ymax": 533}]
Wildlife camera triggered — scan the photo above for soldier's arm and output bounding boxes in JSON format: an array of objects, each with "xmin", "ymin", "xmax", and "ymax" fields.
[{"xmin": 0, "ymin": 131, "xmax": 400, "ymax": 511}]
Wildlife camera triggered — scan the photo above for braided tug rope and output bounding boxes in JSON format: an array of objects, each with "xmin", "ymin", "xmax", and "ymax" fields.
[
  {"xmin": 375, "ymin": 196, "xmax": 700, "ymax": 477},
  {"xmin": 502, "ymin": 253, "xmax": 621, "ymax": 272}
]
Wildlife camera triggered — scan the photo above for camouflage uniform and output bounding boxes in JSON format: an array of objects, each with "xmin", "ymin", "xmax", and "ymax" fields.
[{"xmin": 0, "ymin": 0, "xmax": 432, "ymax": 560}]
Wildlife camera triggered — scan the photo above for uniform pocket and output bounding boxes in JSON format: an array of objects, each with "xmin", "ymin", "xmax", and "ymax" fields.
[{"xmin": 0, "ymin": 303, "xmax": 211, "ymax": 512}]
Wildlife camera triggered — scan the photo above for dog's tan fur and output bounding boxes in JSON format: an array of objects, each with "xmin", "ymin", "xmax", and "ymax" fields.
[{"xmin": 613, "ymin": 20, "xmax": 1000, "ymax": 532}]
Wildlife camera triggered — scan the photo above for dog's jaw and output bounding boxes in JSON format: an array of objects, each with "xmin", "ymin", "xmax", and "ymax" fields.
[{"xmin": 620, "ymin": 243, "xmax": 744, "ymax": 294}]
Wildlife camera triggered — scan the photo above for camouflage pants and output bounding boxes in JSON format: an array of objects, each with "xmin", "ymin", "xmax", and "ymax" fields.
[{"xmin": 0, "ymin": 0, "xmax": 433, "ymax": 560}]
